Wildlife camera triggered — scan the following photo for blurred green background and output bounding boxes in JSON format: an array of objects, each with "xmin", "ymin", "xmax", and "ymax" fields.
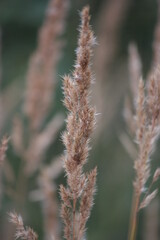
[{"xmin": 0, "ymin": 0, "xmax": 159, "ymax": 240}]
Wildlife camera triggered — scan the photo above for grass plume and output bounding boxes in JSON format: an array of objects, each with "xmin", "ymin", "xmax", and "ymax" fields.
[
  {"xmin": 9, "ymin": 212, "xmax": 38, "ymax": 240},
  {"xmin": 24, "ymin": 0, "xmax": 69, "ymax": 131},
  {"xmin": 128, "ymin": 71, "xmax": 160, "ymax": 240},
  {"xmin": 60, "ymin": 6, "xmax": 97, "ymax": 240}
]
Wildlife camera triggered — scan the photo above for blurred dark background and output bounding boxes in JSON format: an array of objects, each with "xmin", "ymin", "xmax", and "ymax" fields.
[{"xmin": 0, "ymin": 0, "xmax": 159, "ymax": 240}]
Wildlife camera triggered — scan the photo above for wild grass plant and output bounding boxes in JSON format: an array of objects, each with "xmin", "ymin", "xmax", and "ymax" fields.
[{"xmin": 0, "ymin": 0, "xmax": 160, "ymax": 240}]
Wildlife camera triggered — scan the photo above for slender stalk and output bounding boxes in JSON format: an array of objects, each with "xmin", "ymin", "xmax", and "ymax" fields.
[
  {"xmin": 128, "ymin": 192, "xmax": 140, "ymax": 240},
  {"xmin": 72, "ymin": 199, "xmax": 77, "ymax": 240}
]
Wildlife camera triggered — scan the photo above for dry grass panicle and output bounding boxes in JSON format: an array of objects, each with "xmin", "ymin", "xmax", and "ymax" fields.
[
  {"xmin": 128, "ymin": 69, "xmax": 160, "ymax": 240},
  {"xmin": 12, "ymin": 0, "xmax": 68, "ymax": 175},
  {"xmin": 9, "ymin": 212, "xmax": 38, "ymax": 240},
  {"xmin": 60, "ymin": 6, "xmax": 97, "ymax": 240},
  {"xmin": 24, "ymin": 0, "xmax": 69, "ymax": 131}
]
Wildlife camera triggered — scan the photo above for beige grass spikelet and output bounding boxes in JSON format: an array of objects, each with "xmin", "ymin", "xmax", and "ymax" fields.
[
  {"xmin": 0, "ymin": 136, "xmax": 9, "ymax": 164},
  {"xmin": 78, "ymin": 167, "xmax": 97, "ymax": 240},
  {"xmin": 24, "ymin": 0, "xmax": 69, "ymax": 131},
  {"xmin": 128, "ymin": 68, "xmax": 160, "ymax": 240},
  {"xmin": 12, "ymin": 0, "xmax": 68, "ymax": 176},
  {"xmin": 60, "ymin": 6, "xmax": 97, "ymax": 240},
  {"xmin": 9, "ymin": 212, "xmax": 38, "ymax": 240}
]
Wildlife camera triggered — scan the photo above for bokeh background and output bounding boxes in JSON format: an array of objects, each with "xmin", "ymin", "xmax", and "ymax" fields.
[{"xmin": 0, "ymin": 0, "xmax": 159, "ymax": 239}]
